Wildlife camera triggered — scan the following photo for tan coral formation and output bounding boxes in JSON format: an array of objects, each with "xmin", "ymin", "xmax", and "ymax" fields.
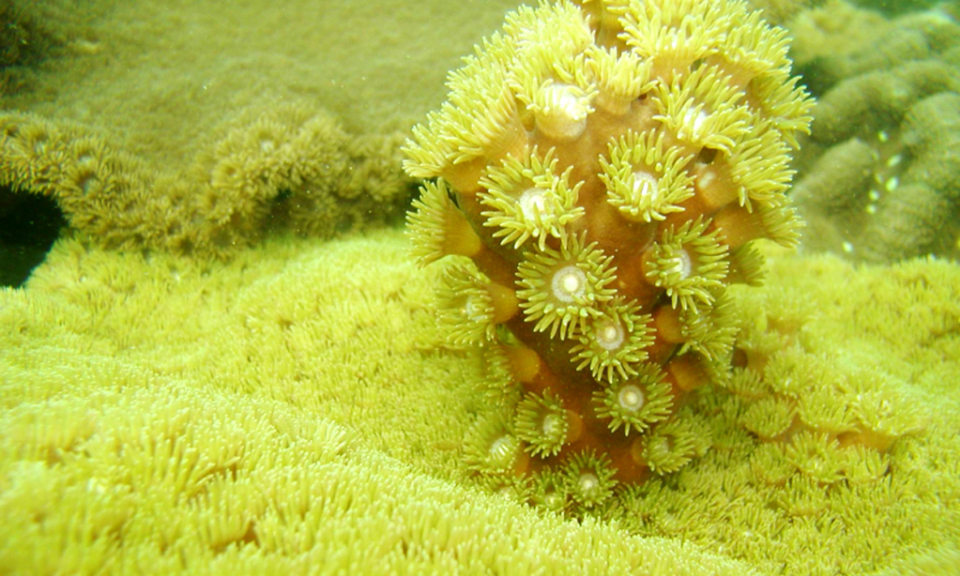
[
  {"xmin": 0, "ymin": 104, "xmax": 412, "ymax": 257},
  {"xmin": 788, "ymin": 2, "xmax": 960, "ymax": 262},
  {"xmin": 403, "ymin": 0, "xmax": 815, "ymax": 512}
]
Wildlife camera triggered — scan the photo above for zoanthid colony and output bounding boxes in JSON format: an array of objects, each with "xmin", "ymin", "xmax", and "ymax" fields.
[{"xmin": 403, "ymin": 0, "xmax": 814, "ymax": 513}]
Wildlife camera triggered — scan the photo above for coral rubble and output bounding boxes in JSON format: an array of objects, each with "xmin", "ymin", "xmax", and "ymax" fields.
[
  {"xmin": 0, "ymin": 104, "xmax": 413, "ymax": 259},
  {"xmin": 789, "ymin": 2, "xmax": 960, "ymax": 263},
  {"xmin": 403, "ymin": 0, "xmax": 817, "ymax": 511}
]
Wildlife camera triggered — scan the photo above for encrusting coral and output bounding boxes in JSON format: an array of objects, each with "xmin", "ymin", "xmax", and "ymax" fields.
[
  {"xmin": 743, "ymin": 0, "xmax": 826, "ymax": 24},
  {"xmin": 609, "ymin": 247, "xmax": 957, "ymax": 575},
  {"xmin": 1, "ymin": 228, "xmax": 957, "ymax": 575},
  {"xmin": 0, "ymin": 0, "xmax": 88, "ymax": 96},
  {"xmin": 404, "ymin": 0, "xmax": 814, "ymax": 509},
  {"xmin": 0, "ymin": 229, "xmax": 763, "ymax": 576},
  {"xmin": 788, "ymin": 1, "xmax": 960, "ymax": 263},
  {"xmin": 0, "ymin": 102, "xmax": 413, "ymax": 259}
]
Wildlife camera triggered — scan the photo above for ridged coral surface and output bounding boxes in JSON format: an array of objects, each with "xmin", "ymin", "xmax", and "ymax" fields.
[
  {"xmin": 404, "ymin": 0, "xmax": 814, "ymax": 506},
  {"xmin": 2, "ymin": 230, "xmax": 957, "ymax": 575},
  {"xmin": 788, "ymin": 3, "xmax": 960, "ymax": 263}
]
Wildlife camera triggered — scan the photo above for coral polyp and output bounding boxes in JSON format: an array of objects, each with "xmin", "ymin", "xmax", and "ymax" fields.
[
  {"xmin": 407, "ymin": 179, "xmax": 482, "ymax": 266},
  {"xmin": 514, "ymin": 390, "xmax": 571, "ymax": 457},
  {"xmin": 570, "ymin": 299, "xmax": 655, "ymax": 382},
  {"xmin": 515, "ymin": 234, "xmax": 617, "ymax": 338},
  {"xmin": 593, "ymin": 363, "xmax": 674, "ymax": 435},
  {"xmin": 479, "ymin": 148, "xmax": 584, "ymax": 250},
  {"xmin": 437, "ymin": 263, "xmax": 519, "ymax": 346},
  {"xmin": 599, "ymin": 130, "xmax": 695, "ymax": 223},
  {"xmin": 641, "ymin": 216, "xmax": 730, "ymax": 311},
  {"xmin": 404, "ymin": 0, "xmax": 814, "ymax": 511},
  {"xmin": 562, "ymin": 450, "xmax": 617, "ymax": 509}
]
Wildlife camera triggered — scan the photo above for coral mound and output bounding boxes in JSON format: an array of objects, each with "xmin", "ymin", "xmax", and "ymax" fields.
[
  {"xmin": 789, "ymin": 4, "xmax": 960, "ymax": 263},
  {"xmin": 0, "ymin": 103, "xmax": 412, "ymax": 259},
  {"xmin": 403, "ymin": 0, "xmax": 813, "ymax": 511}
]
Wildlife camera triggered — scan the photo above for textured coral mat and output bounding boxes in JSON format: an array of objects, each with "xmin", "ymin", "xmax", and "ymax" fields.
[{"xmin": 1, "ymin": 229, "xmax": 958, "ymax": 575}]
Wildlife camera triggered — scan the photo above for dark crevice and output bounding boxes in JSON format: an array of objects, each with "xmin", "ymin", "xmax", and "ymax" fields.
[{"xmin": 0, "ymin": 187, "xmax": 66, "ymax": 287}]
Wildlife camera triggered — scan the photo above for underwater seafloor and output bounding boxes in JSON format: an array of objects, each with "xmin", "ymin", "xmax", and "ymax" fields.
[{"xmin": 1, "ymin": 0, "xmax": 959, "ymax": 575}]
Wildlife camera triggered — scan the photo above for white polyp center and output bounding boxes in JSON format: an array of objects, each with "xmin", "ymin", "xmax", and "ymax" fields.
[
  {"xmin": 489, "ymin": 435, "xmax": 515, "ymax": 462},
  {"xmin": 655, "ymin": 436, "xmax": 674, "ymax": 457},
  {"xmin": 595, "ymin": 320, "xmax": 625, "ymax": 351},
  {"xmin": 551, "ymin": 265, "xmax": 587, "ymax": 303},
  {"xmin": 579, "ymin": 473, "xmax": 599, "ymax": 495},
  {"xmin": 542, "ymin": 413, "xmax": 562, "ymax": 437},
  {"xmin": 665, "ymin": 248, "xmax": 692, "ymax": 280},
  {"xmin": 544, "ymin": 491, "xmax": 563, "ymax": 510},
  {"xmin": 519, "ymin": 187, "xmax": 550, "ymax": 221},
  {"xmin": 552, "ymin": 85, "xmax": 588, "ymax": 121},
  {"xmin": 537, "ymin": 83, "xmax": 589, "ymax": 140},
  {"xmin": 697, "ymin": 169, "xmax": 716, "ymax": 189},
  {"xmin": 631, "ymin": 171, "xmax": 658, "ymax": 202},
  {"xmin": 461, "ymin": 294, "xmax": 485, "ymax": 323},
  {"xmin": 618, "ymin": 384, "xmax": 645, "ymax": 412},
  {"xmin": 682, "ymin": 106, "xmax": 709, "ymax": 140}
]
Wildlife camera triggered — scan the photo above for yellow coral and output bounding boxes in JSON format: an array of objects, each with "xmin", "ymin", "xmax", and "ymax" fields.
[
  {"xmin": 404, "ymin": 0, "xmax": 813, "ymax": 510},
  {"xmin": 1, "ymin": 215, "xmax": 958, "ymax": 576}
]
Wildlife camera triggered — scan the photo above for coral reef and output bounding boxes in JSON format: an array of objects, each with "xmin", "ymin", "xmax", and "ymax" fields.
[
  {"xmin": 788, "ymin": 2, "xmax": 960, "ymax": 262},
  {"xmin": 0, "ymin": 104, "xmax": 413, "ymax": 259},
  {"xmin": 0, "ymin": 0, "xmax": 524, "ymax": 273},
  {"xmin": 404, "ymin": 0, "xmax": 814, "ymax": 509},
  {"xmin": 847, "ymin": 0, "xmax": 943, "ymax": 17},
  {"xmin": 609, "ymin": 247, "xmax": 950, "ymax": 574},
  {"xmin": 0, "ymin": 0, "xmax": 89, "ymax": 96},
  {"xmin": 0, "ymin": 2, "xmax": 54, "ymax": 92},
  {"xmin": 745, "ymin": 0, "xmax": 827, "ymax": 25},
  {"xmin": 0, "ymin": 230, "xmax": 754, "ymax": 576},
  {"xmin": 1, "ymin": 229, "xmax": 957, "ymax": 575},
  {"xmin": 0, "ymin": 0, "xmax": 527, "ymax": 169}
]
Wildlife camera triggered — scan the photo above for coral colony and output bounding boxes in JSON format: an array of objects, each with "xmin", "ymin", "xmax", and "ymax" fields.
[
  {"xmin": 0, "ymin": 105, "xmax": 409, "ymax": 258},
  {"xmin": 790, "ymin": 8, "xmax": 960, "ymax": 263},
  {"xmin": 403, "ymin": 0, "xmax": 815, "ymax": 512}
]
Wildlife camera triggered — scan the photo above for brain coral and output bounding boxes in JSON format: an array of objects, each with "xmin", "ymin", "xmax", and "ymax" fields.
[
  {"xmin": 788, "ymin": 4, "xmax": 960, "ymax": 263},
  {"xmin": 403, "ymin": 0, "xmax": 813, "ymax": 511}
]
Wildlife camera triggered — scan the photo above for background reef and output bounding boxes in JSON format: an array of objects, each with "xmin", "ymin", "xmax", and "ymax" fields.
[
  {"xmin": 787, "ymin": 0, "xmax": 960, "ymax": 263},
  {"xmin": 4, "ymin": 0, "xmax": 960, "ymax": 273},
  {"xmin": 0, "ymin": 0, "xmax": 525, "ymax": 282}
]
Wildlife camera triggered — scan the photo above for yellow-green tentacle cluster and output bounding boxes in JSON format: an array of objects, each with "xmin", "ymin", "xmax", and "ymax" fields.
[
  {"xmin": 515, "ymin": 235, "xmax": 617, "ymax": 338},
  {"xmin": 403, "ymin": 0, "xmax": 814, "ymax": 518}
]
